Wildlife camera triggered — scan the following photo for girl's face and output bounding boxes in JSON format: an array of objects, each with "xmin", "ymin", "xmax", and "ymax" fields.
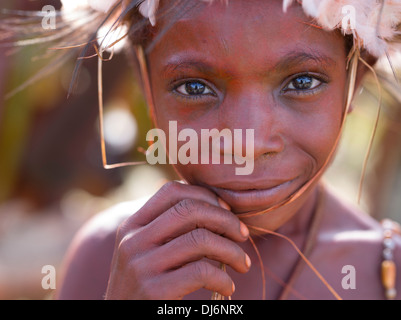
[{"xmin": 146, "ymin": 0, "xmax": 348, "ymax": 214}]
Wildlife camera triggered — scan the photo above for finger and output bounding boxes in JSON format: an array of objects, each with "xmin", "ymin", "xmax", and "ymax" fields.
[
  {"xmin": 145, "ymin": 228, "xmax": 251, "ymax": 274},
  {"xmin": 124, "ymin": 181, "xmax": 229, "ymax": 227},
  {"xmin": 143, "ymin": 198, "xmax": 249, "ymax": 245},
  {"xmin": 149, "ymin": 261, "xmax": 235, "ymax": 299}
]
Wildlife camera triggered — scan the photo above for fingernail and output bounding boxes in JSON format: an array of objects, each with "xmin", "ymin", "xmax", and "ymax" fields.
[
  {"xmin": 245, "ymin": 254, "xmax": 251, "ymax": 269},
  {"xmin": 217, "ymin": 197, "xmax": 231, "ymax": 211},
  {"xmin": 240, "ymin": 222, "xmax": 249, "ymax": 238}
]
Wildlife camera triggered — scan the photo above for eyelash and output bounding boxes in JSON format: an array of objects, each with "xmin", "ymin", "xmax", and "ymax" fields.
[
  {"xmin": 281, "ymin": 73, "xmax": 328, "ymax": 96},
  {"xmin": 171, "ymin": 79, "xmax": 217, "ymax": 101},
  {"xmin": 170, "ymin": 73, "xmax": 328, "ymax": 101}
]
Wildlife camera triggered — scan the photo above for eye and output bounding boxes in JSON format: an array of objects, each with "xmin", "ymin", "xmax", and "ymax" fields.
[
  {"xmin": 285, "ymin": 75, "xmax": 322, "ymax": 91},
  {"xmin": 175, "ymin": 80, "xmax": 214, "ymax": 96}
]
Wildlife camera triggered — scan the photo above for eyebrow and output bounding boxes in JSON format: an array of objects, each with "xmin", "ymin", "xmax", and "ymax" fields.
[
  {"xmin": 162, "ymin": 50, "xmax": 337, "ymax": 78},
  {"xmin": 163, "ymin": 59, "xmax": 222, "ymax": 79},
  {"xmin": 273, "ymin": 50, "xmax": 337, "ymax": 73}
]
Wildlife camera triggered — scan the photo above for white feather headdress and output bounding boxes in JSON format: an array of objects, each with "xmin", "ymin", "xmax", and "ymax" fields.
[
  {"xmin": 60, "ymin": 0, "xmax": 119, "ymax": 13},
  {"xmin": 71, "ymin": 0, "xmax": 401, "ymax": 58},
  {"xmin": 283, "ymin": 0, "xmax": 401, "ymax": 57}
]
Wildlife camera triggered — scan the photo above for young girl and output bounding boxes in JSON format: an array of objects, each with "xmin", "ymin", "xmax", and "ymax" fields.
[{"xmin": 13, "ymin": 0, "xmax": 401, "ymax": 300}]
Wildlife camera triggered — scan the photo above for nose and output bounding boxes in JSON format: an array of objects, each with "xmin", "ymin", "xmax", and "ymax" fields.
[{"xmin": 219, "ymin": 83, "xmax": 285, "ymax": 159}]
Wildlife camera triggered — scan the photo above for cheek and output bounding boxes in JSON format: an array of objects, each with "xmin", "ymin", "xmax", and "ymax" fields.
[
  {"xmin": 150, "ymin": 117, "xmax": 211, "ymax": 183},
  {"xmin": 152, "ymin": 89, "xmax": 216, "ymax": 126},
  {"xmin": 291, "ymin": 98, "xmax": 345, "ymax": 169}
]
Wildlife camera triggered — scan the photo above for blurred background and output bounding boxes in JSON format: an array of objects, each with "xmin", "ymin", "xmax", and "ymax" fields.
[{"xmin": 0, "ymin": 0, "xmax": 401, "ymax": 300}]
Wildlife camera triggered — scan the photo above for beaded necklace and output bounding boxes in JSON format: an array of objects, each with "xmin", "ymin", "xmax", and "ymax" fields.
[{"xmin": 381, "ymin": 218, "xmax": 401, "ymax": 299}]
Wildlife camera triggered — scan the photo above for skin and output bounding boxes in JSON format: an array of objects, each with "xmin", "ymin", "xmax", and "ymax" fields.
[{"xmin": 56, "ymin": 0, "xmax": 401, "ymax": 300}]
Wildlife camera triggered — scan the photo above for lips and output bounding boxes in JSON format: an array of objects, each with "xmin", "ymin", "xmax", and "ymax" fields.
[
  {"xmin": 205, "ymin": 177, "xmax": 300, "ymax": 213},
  {"xmin": 209, "ymin": 178, "xmax": 294, "ymax": 191}
]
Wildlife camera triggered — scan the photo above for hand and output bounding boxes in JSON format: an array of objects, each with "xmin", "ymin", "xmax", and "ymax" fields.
[{"xmin": 105, "ymin": 181, "xmax": 251, "ymax": 300}]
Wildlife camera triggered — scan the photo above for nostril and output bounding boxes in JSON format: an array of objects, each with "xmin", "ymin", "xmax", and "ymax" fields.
[{"xmin": 263, "ymin": 152, "xmax": 276, "ymax": 158}]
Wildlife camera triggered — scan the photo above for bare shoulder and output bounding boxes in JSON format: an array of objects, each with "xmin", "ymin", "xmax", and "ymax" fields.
[
  {"xmin": 320, "ymin": 184, "xmax": 400, "ymax": 244},
  {"xmin": 319, "ymin": 184, "xmax": 383, "ymax": 237},
  {"xmin": 56, "ymin": 196, "xmax": 150, "ymax": 300},
  {"xmin": 307, "ymin": 184, "xmax": 401, "ymax": 300}
]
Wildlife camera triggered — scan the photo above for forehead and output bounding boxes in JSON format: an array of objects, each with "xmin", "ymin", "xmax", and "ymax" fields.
[{"xmin": 149, "ymin": 0, "xmax": 345, "ymax": 73}]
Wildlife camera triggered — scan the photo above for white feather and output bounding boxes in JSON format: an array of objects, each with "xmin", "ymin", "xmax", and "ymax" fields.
[
  {"xmin": 301, "ymin": 0, "xmax": 320, "ymax": 17},
  {"xmin": 61, "ymin": 0, "xmax": 118, "ymax": 13},
  {"xmin": 88, "ymin": 0, "xmax": 118, "ymax": 13},
  {"xmin": 283, "ymin": 0, "xmax": 295, "ymax": 13},
  {"xmin": 61, "ymin": 0, "xmax": 89, "ymax": 12},
  {"xmin": 67, "ymin": 0, "xmax": 401, "ymax": 58},
  {"xmin": 138, "ymin": 0, "xmax": 160, "ymax": 26}
]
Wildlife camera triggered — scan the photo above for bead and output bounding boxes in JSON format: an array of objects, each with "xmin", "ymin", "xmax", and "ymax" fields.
[
  {"xmin": 383, "ymin": 229, "xmax": 393, "ymax": 239},
  {"xmin": 381, "ymin": 260, "xmax": 396, "ymax": 290},
  {"xmin": 380, "ymin": 219, "xmax": 399, "ymax": 300},
  {"xmin": 382, "ymin": 219, "xmax": 401, "ymax": 235},
  {"xmin": 383, "ymin": 238, "xmax": 395, "ymax": 250},
  {"xmin": 386, "ymin": 288, "xmax": 397, "ymax": 300},
  {"xmin": 382, "ymin": 219, "xmax": 394, "ymax": 230},
  {"xmin": 383, "ymin": 248, "xmax": 394, "ymax": 261}
]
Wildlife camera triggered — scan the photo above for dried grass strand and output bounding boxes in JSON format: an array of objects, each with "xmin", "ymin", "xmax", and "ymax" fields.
[
  {"xmin": 248, "ymin": 235, "xmax": 266, "ymax": 300},
  {"xmin": 248, "ymin": 225, "xmax": 342, "ymax": 300},
  {"xmin": 357, "ymin": 56, "xmax": 383, "ymax": 204},
  {"xmin": 97, "ymin": 47, "xmax": 147, "ymax": 169}
]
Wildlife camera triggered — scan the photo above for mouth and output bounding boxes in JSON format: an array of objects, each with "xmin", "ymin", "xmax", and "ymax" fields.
[{"xmin": 205, "ymin": 177, "xmax": 300, "ymax": 213}]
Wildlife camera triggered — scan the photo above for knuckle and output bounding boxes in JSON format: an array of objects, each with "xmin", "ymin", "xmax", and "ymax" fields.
[
  {"xmin": 116, "ymin": 233, "xmax": 144, "ymax": 267},
  {"xmin": 115, "ymin": 216, "xmax": 141, "ymax": 243},
  {"xmin": 186, "ymin": 228, "xmax": 209, "ymax": 249},
  {"xmin": 173, "ymin": 198, "xmax": 197, "ymax": 220},
  {"xmin": 192, "ymin": 261, "xmax": 212, "ymax": 281},
  {"xmin": 116, "ymin": 234, "xmax": 134, "ymax": 263},
  {"xmin": 115, "ymin": 223, "xmax": 129, "ymax": 244},
  {"xmin": 161, "ymin": 180, "xmax": 182, "ymax": 194}
]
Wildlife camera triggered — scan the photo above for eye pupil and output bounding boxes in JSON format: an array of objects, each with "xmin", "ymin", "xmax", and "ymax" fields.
[
  {"xmin": 293, "ymin": 76, "xmax": 313, "ymax": 90},
  {"xmin": 185, "ymin": 81, "xmax": 206, "ymax": 95}
]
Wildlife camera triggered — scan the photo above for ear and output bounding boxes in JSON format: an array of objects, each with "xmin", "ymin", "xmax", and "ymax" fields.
[{"xmin": 347, "ymin": 51, "xmax": 378, "ymax": 113}]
